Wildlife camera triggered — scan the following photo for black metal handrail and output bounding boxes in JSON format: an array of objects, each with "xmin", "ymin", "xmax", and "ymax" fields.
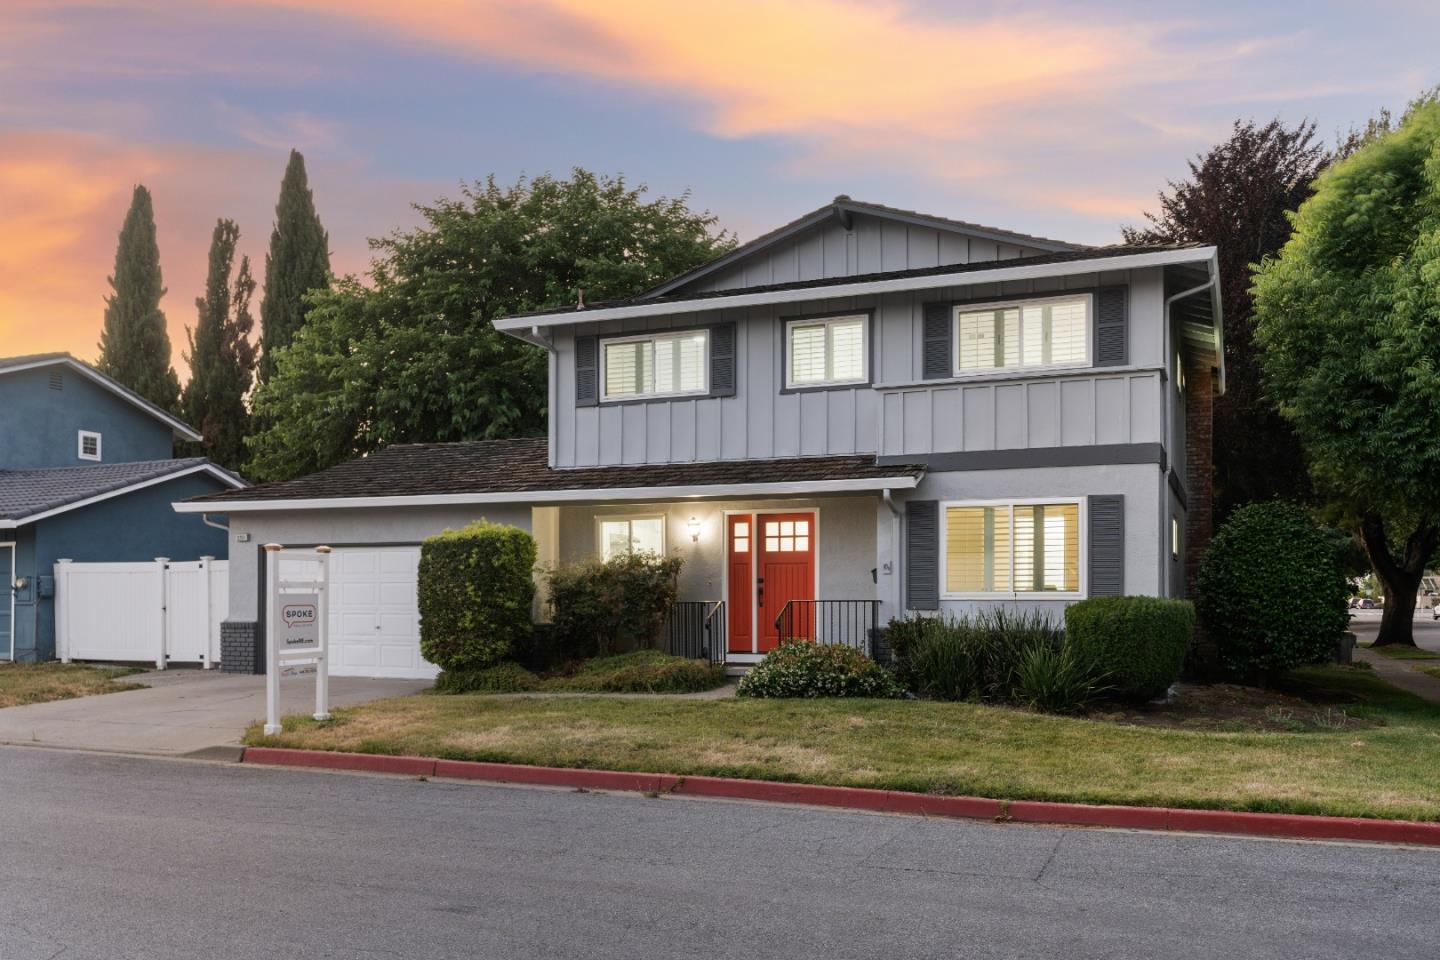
[
  {"xmin": 665, "ymin": 600, "xmax": 726, "ymax": 663},
  {"xmin": 774, "ymin": 600, "xmax": 880, "ymax": 657}
]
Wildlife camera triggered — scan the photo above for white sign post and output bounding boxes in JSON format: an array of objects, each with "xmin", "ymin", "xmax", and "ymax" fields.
[{"xmin": 263, "ymin": 543, "xmax": 332, "ymax": 736}]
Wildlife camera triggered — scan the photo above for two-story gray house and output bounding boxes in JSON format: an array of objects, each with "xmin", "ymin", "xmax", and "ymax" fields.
[
  {"xmin": 0, "ymin": 353, "xmax": 244, "ymax": 662},
  {"xmin": 182, "ymin": 198, "xmax": 1221, "ymax": 678}
]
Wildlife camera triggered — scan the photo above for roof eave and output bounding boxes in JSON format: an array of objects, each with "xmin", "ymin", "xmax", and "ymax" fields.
[{"xmin": 495, "ymin": 246, "xmax": 1218, "ymax": 333}]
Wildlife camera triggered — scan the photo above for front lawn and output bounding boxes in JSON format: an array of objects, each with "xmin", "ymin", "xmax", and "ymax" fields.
[
  {"xmin": 0, "ymin": 662, "xmax": 146, "ymax": 708},
  {"xmin": 1364, "ymin": 643, "xmax": 1440, "ymax": 661},
  {"xmin": 248, "ymin": 665, "xmax": 1440, "ymax": 821}
]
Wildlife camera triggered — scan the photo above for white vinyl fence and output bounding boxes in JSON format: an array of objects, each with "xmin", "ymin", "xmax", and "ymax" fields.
[{"xmin": 54, "ymin": 558, "xmax": 228, "ymax": 669}]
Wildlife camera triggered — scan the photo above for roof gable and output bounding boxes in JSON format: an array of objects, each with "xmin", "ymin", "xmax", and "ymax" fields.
[
  {"xmin": 640, "ymin": 197, "xmax": 1083, "ymax": 300},
  {"xmin": 0, "ymin": 353, "xmax": 202, "ymax": 442},
  {"xmin": 0, "ymin": 458, "xmax": 245, "ymax": 526}
]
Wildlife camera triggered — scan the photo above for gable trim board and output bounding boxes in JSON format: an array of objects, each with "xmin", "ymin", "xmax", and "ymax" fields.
[
  {"xmin": 0, "ymin": 355, "xmax": 203, "ymax": 442},
  {"xmin": 173, "ymin": 473, "xmax": 925, "ymax": 514},
  {"xmin": 1, "ymin": 464, "xmax": 245, "ymax": 529},
  {"xmin": 496, "ymin": 247, "xmax": 1217, "ymax": 330}
]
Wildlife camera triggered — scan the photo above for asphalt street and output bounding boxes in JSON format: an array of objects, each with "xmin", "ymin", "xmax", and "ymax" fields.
[
  {"xmin": 0, "ymin": 746, "xmax": 1437, "ymax": 959},
  {"xmin": 1348, "ymin": 608, "xmax": 1440, "ymax": 651}
]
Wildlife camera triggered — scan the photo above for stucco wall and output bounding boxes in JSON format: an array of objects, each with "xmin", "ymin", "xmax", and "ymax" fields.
[
  {"xmin": 224, "ymin": 504, "xmax": 533, "ymax": 622},
  {"xmin": 0, "ymin": 366, "xmax": 175, "ymax": 469}
]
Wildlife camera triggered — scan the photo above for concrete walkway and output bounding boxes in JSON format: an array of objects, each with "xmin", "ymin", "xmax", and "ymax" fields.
[
  {"xmin": 0, "ymin": 669, "xmax": 429, "ymax": 758},
  {"xmin": 1353, "ymin": 647, "xmax": 1440, "ymax": 704}
]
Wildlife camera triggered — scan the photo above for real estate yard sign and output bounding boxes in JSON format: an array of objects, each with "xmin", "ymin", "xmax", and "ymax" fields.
[{"xmin": 264, "ymin": 544, "xmax": 332, "ymax": 735}]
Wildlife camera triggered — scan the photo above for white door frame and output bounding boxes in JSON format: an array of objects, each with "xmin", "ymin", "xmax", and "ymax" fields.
[
  {"xmin": 720, "ymin": 507, "xmax": 819, "ymax": 663},
  {"xmin": 1, "ymin": 542, "xmax": 13, "ymax": 662}
]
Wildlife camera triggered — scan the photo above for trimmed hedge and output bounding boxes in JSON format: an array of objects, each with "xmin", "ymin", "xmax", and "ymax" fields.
[
  {"xmin": 1064, "ymin": 596, "xmax": 1193, "ymax": 701},
  {"xmin": 432, "ymin": 652, "xmax": 727, "ymax": 695},
  {"xmin": 433, "ymin": 662, "xmax": 542, "ymax": 694},
  {"xmin": 1196, "ymin": 502, "xmax": 1351, "ymax": 680},
  {"xmin": 417, "ymin": 520, "xmax": 536, "ymax": 672},
  {"xmin": 546, "ymin": 552, "xmax": 683, "ymax": 658},
  {"xmin": 736, "ymin": 641, "xmax": 905, "ymax": 699}
]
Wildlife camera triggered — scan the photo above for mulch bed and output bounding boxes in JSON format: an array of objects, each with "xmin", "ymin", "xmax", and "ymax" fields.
[{"xmin": 1087, "ymin": 680, "xmax": 1374, "ymax": 732}]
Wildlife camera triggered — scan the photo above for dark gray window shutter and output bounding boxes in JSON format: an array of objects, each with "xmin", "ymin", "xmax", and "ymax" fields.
[
  {"xmin": 1094, "ymin": 286, "xmax": 1128, "ymax": 366},
  {"xmin": 922, "ymin": 303, "xmax": 951, "ymax": 379},
  {"xmin": 710, "ymin": 322, "xmax": 736, "ymax": 397},
  {"xmin": 906, "ymin": 500, "xmax": 940, "ymax": 610},
  {"xmin": 575, "ymin": 335, "xmax": 598, "ymax": 407},
  {"xmin": 1087, "ymin": 494, "xmax": 1124, "ymax": 596}
]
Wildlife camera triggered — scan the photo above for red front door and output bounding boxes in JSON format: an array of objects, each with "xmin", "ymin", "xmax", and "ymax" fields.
[
  {"xmin": 726, "ymin": 515, "xmax": 754, "ymax": 654},
  {"xmin": 756, "ymin": 513, "xmax": 816, "ymax": 652}
]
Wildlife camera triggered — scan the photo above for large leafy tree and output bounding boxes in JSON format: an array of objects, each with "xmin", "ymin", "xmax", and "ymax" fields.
[
  {"xmin": 1253, "ymin": 103, "xmax": 1440, "ymax": 646},
  {"xmin": 1125, "ymin": 120, "xmax": 1327, "ymax": 518},
  {"xmin": 180, "ymin": 219, "xmax": 257, "ymax": 470},
  {"xmin": 246, "ymin": 170, "xmax": 733, "ymax": 482},
  {"xmin": 97, "ymin": 184, "xmax": 181, "ymax": 412},
  {"xmin": 257, "ymin": 149, "xmax": 330, "ymax": 384}
]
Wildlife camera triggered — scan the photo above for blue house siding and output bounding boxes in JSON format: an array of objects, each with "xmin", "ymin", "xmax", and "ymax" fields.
[
  {"xmin": 6, "ymin": 471, "xmax": 230, "ymax": 662},
  {"xmin": 0, "ymin": 366, "xmax": 175, "ymax": 469}
]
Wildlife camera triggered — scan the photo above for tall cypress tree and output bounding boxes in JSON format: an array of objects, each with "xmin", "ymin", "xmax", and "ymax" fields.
[
  {"xmin": 257, "ymin": 150, "xmax": 330, "ymax": 382},
  {"xmin": 97, "ymin": 185, "xmax": 181, "ymax": 411},
  {"xmin": 181, "ymin": 219, "xmax": 257, "ymax": 470}
]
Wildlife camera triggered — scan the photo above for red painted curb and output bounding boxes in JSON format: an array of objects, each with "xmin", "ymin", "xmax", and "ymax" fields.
[{"xmin": 240, "ymin": 748, "xmax": 1440, "ymax": 847}]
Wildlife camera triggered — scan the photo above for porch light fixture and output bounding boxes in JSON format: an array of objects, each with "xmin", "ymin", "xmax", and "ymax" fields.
[{"xmin": 687, "ymin": 517, "xmax": 701, "ymax": 542}]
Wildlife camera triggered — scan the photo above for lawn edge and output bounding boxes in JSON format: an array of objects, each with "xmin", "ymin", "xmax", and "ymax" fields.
[{"xmin": 240, "ymin": 747, "xmax": 1440, "ymax": 847}]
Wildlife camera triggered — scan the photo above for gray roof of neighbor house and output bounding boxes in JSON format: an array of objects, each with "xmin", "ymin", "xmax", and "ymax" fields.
[
  {"xmin": 499, "ymin": 242, "xmax": 1205, "ymax": 323},
  {"xmin": 0, "ymin": 352, "xmax": 203, "ymax": 442},
  {"xmin": 0, "ymin": 458, "xmax": 244, "ymax": 523},
  {"xmin": 183, "ymin": 438, "xmax": 924, "ymax": 508}
]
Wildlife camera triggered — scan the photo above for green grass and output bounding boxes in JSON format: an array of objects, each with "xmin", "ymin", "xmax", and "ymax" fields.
[
  {"xmin": 1363, "ymin": 643, "xmax": 1440, "ymax": 660},
  {"xmin": 0, "ymin": 662, "xmax": 146, "ymax": 708},
  {"xmin": 1420, "ymin": 666, "xmax": 1440, "ymax": 681},
  {"xmin": 432, "ymin": 651, "xmax": 729, "ymax": 695},
  {"xmin": 247, "ymin": 664, "xmax": 1440, "ymax": 821}
]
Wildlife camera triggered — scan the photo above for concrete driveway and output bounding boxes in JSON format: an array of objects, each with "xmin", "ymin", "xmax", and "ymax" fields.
[{"xmin": 0, "ymin": 668, "xmax": 429, "ymax": 758}]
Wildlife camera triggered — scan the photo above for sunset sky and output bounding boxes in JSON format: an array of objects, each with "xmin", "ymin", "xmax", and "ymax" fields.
[{"xmin": 2, "ymin": 1, "xmax": 1437, "ymax": 378}]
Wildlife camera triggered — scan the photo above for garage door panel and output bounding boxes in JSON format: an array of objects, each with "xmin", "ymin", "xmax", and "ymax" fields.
[
  {"xmin": 314, "ymin": 545, "xmax": 435, "ymax": 680},
  {"xmin": 378, "ymin": 582, "xmax": 414, "ymax": 606}
]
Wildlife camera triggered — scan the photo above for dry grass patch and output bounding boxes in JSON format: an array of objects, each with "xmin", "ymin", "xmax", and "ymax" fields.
[
  {"xmin": 246, "ymin": 665, "xmax": 1440, "ymax": 822},
  {"xmin": 0, "ymin": 663, "xmax": 146, "ymax": 708}
]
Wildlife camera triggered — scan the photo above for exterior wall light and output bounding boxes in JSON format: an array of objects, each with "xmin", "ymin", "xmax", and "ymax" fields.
[{"xmin": 687, "ymin": 517, "xmax": 701, "ymax": 542}]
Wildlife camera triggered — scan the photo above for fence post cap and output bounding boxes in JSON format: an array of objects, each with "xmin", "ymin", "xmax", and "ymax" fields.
[
  {"xmin": 199, "ymin": 555, "xmax": 214, "ymax": 561},
  {"xmin": 315, "ymin": 545, "xmax": 332, "ymax": 554},
  {"xmin": 154, "ymin": 557, "xmax": 170, "ymax": 564},
  {"xmin": 56, "ymin": 558, "xmax": 73, "ymax": 564},
  {"xmin": 262, "ymin": 543, "xmax": 283, "ymax": 552}
]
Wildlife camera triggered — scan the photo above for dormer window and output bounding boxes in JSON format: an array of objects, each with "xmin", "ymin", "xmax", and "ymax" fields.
[
  {"xmin": 601, "ymin": 330, "xmax": 709, "ymax": 401},
  {"xmin": 77, "ymin": 430, "xmax": 102, "ymax": 461},
  {"xmin": 786, "ymin": 313, "xmax": 868, "ymax": 388}
]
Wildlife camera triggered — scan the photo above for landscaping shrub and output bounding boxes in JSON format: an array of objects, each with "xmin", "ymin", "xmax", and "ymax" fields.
[
  {"xmin": 551, "ymin": 650, "xmax": 727, "ymax": 693},
  {"xmin": 1011, "ymin": 641, "xmax": 1109, "ymax": 714},
  {"xmin": 546, "ymin": 552, "xmax": 683, "ymax": 658},
  {"xmin": 736, "ymin": 641, "xmax": 905, "ymax": 699},
  {"xmin": 433, "ymin": 662, "xmax": 542, "ymax": 694},
  {"xmin": 418, "ymin": 521, "xmax": 536, "ymax": 672},
  {"xmin": 891, "ymin": 609, "xmax": 1063, "ymax": 702},
  {"xmin": 1064, "ymin": 596, "xmax": 1193, "ymax": 701},
  {"xmin": 1196, "ymin": 502, "xmax": 1351, "ymax": 681}
]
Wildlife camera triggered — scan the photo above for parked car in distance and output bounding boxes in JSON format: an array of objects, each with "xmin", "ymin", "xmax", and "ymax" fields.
[{"xmin": 1351, "ymin": 598, "xmax": 1375, "ymax": 609}]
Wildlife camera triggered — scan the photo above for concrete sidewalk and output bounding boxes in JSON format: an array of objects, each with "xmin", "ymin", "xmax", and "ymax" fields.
[{"xmin": 0, "ymin": 669, "xmax": 428, "ymax": 758}]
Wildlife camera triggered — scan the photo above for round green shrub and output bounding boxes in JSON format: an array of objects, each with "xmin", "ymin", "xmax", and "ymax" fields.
[
  {"xmin": 1196, "ymin": 502, "xmax": 1351, "ymax": 680},
  {"xmin": 418, "ymin": 520, "xmax": 537, "ymax": 672},
  {"xmin": 1063, "ymin": 596, "xmax": 1193, "ymax": 701},
  {"xmin": 736, "ymin": 641, "xmax": 905, "ymax": 699}
]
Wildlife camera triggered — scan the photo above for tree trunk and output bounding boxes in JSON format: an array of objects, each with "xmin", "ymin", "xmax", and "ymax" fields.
[{"xmin": 1359, "ymin": 513, "xmax": 1438, "ymax": 647}]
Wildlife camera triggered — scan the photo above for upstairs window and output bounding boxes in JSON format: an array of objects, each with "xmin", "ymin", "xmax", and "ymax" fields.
[
  {"xmin": 602, "ymin": 331, "xmax": 708, "ymax": 401},
  {"xmin": 77, "ymin": 430, "xmax": 102, "ymax": 461},
  {"xmin": 942, "ymin": 499, "xmax": 1081, "ymax": 597},
  {"xmin": 955, "ymin": 294, "xmax": 1090, "ymax": 374},
  {"xmin": 786, "ymin": 314, "xmax": 868, "ymax": 388}
]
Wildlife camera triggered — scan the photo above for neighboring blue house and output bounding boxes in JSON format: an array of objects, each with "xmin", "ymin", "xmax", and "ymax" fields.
[{"xmin": 0, "ymin": 353, "xmax": 245, "ymax": 662}]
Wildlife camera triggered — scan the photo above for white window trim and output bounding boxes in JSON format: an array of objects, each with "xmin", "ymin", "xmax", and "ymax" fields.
[
  {"xmin": 595, "ymin": 515, "xmax": 667, "ymax": 561},
  {"xmin": 599, "ymin": 330, "xmax": 710, "ymax": 402},
  {"xmin": 77, "ymin": 430, "xmax": 102, "ymax": 462},
  {"xmin": 952, "ymin": 292, "xmax": 1093, "ymax": 379},
  {"xmin": 938, "ymin": 497, "xmax": 1088, "ymax": 601},
  {"xmin": 784, "ymin": 313, "xmax": 869, "ymax": 388}
]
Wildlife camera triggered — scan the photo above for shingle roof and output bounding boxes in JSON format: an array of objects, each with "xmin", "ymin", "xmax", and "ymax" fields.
[
  {"xmin": 0, "ymin": 459, "xmax": 225, "ymax": 521},
  {"xmin": 0, "ymin": 353, "xmax": 202, "ymax": 441},
  {"xmin": 505, "ymin": 242, "xmax": 1201, "ymax": 321},
  {"xmin": 187, "ymin": 438, "xmax": 924, "ymax": 504}
]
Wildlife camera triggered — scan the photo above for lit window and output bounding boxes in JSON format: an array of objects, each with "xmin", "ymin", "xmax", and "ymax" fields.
[
  {"xmin": 602, "ymin": 331, "xmax": 708, "ymax": 400},
  {"xmin": 1175, "ymin": 351, "xmax": 1187, "ymax": 394},
  {"xmin": 762, "ymin": 518, "xmax": 810, "ymax": 553},
  {"xmin": 787, "ymin": 314, "xmax": 867, "ymax": 387},
  {"xmin": 1171, "ymin": 516, "xmax": 1181, "ymax": 561},
  {"xmin": 943, "ymin": 501, "xmax": 1081, "ymax": 596},
  {"xmin": 77, "ymin": 431, "xmax": 102, "ymax": 461},
  {"xmin": 598, "ymin": 517, "xmax": 665, "ymax": 561},
  {"xmin": 955, "ymin": 295, "xmax": 1089, "ymax": 374}
]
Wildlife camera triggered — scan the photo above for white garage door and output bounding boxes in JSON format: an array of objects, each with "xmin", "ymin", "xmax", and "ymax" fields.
[{"xmin": 282, "ymin": 546, "xmax": 436, "ymax": 680}]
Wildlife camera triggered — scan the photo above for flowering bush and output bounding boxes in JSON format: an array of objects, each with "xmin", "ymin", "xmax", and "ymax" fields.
[{"xmin": 736, "ymin": 641, "xmax": 905, "ymax": 699}]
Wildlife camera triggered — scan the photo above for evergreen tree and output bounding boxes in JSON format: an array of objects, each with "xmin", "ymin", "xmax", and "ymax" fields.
[
  {"xmin": 181, "ymin": 219, "xmax": 257, "ymax": 470},
  {"xmin": 257, "ymin": 150, "xmax": 330, "ymax": 383},
  {"xmin": 97, "ymin": 185, "xmax": 181, "ymax": 411}
]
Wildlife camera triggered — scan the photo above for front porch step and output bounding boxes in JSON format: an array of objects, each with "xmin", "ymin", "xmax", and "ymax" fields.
[{"xmin": 723, "ymin": 664, "xmax": 752, "ymax": 678}]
